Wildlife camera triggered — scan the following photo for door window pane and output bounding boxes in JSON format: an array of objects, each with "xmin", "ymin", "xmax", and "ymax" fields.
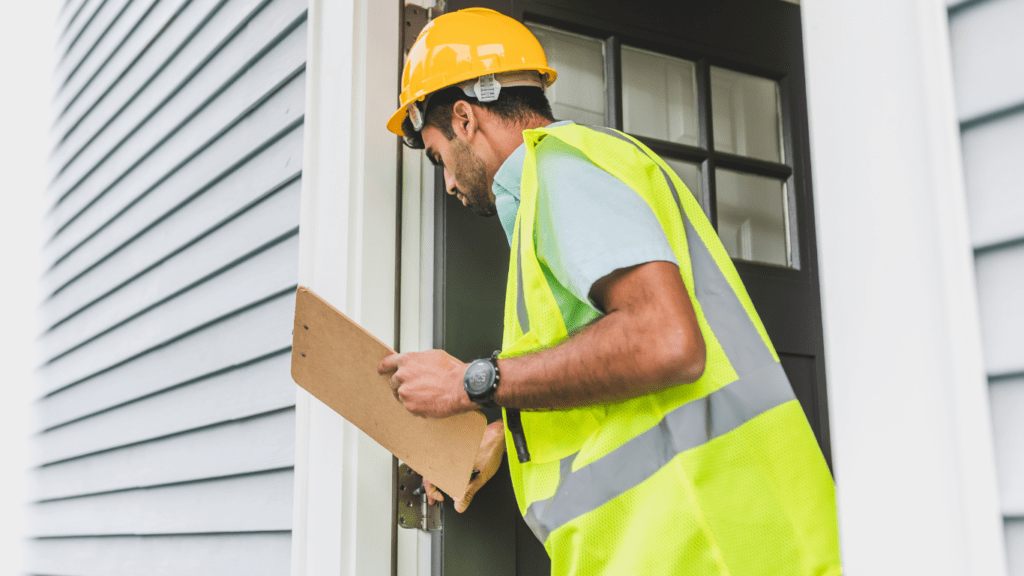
[
  {"xmin": 663, "ymin": 158, "xmax": 702, "ymax": 206},
  {"xmin": 526, "ymin": 24, "xmax": 606, "ymax": 126},
  {"xmin": 711, "ymin": 67, "xmax": 784, "ymax": 163},
  {"xmin": 716, "ymin": 169, "xmax": 790, "ymax": 266},
  {"xmin": 622, "ymin": 46, "xmax": 699, "ymax": 146}
]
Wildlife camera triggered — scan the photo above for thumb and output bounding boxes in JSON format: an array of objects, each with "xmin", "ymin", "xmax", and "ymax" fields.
[{"xmin": 454, "ymin": 483, "xmax": 479, "ymax": 513}]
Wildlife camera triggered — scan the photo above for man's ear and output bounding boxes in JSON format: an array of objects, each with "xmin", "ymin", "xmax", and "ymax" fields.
[{"xmin": 451, "ymin": 100, "xmax": 479, "ymax": 141}]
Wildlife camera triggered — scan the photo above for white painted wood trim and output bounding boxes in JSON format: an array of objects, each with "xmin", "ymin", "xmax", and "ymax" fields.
[
  {"xmin": 396, "ymin": 124, "xmax": 438, "ymax": 576},
  {"xmin": 292, "ymin": 0, "xmax": 400, "ymax": 574},
  {"xmin": 802, "ymin": 0, "xmax": 1006, "ymax": 574},
  {"xmin": 395, "ymin": 2, "xmax": 436, "ymax": 572},
  {"xmin": 917, "ymin": 3, "xmax": 1009, "ymax": 572}
]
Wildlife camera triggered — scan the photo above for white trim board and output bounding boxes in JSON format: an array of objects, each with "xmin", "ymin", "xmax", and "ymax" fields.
[
  {"xmin": 291, "ymin": 0, "xmax": 400, "ymax": 574},
  {"xmin": 802, "ymin": 1, "xmax": 1005, "ymax": 574}
]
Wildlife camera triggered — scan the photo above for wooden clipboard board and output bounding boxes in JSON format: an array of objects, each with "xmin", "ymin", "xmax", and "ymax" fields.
[{"xmin": 290, "ymin": 286, "xmax": 487, "ymax": 497}]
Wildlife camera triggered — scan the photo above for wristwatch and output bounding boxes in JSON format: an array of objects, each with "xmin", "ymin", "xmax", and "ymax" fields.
[{"xmin": 463, "ymin": 350, "xmax": 501, "ymax": 409}]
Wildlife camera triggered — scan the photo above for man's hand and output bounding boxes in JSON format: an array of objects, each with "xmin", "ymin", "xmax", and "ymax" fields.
[
  {"xmin": 377, "ymin": 349, "xmax": 477, "ymax": 418},
  {"xmin": 422, "ymin": 420, "xmax": 507, "ymax": 513}
]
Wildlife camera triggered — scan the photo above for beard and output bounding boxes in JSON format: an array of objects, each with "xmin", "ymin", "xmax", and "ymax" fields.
[{"xmin": 449, "ymin": 138, "xmax": 497, "ymax": 217}]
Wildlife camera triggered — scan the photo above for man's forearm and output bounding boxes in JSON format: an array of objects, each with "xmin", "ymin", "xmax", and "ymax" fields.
[
  {"xmin": 494, "ymin": 274, "xmax": 705, "ymax": 410},
  {"xmin": 379, "ymin": 262, "xmax": 704, "ymax": 418}
]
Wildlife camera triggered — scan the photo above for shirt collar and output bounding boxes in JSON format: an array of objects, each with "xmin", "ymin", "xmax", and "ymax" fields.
[{"xmin": 492, "ymin": 120, "xmax": 574, "ymax": 243}]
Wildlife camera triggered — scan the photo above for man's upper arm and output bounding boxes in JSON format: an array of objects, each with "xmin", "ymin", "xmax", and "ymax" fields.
[{"xmin": 534, "ymin": 136, "xmax": 679, "ymax": 311}]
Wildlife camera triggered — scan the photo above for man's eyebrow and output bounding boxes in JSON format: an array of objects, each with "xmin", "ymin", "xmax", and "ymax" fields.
[{"xmin": 425, "ymin": 147, "xmax": 441, "ymax": 166}]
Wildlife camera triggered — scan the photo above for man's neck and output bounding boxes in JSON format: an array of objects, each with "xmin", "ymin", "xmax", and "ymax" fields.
[{"xmin": 493, "ymin": 116, "xmax": 554, "ymax": 166}]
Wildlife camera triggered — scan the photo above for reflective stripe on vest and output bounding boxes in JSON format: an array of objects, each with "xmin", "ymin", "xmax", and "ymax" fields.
[{"xmin": 519, "ymin": 126, "xmax": 796, "ymax": 543}]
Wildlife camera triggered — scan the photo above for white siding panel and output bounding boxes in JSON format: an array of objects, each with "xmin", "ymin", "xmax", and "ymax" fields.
[
  {"xmin": 34, "ymin": 0, "xmax": 305, "ymax": 570},
  {"xmin": 53, "ymin": 0, "xmax": 182, "ymax": 133},
  {"xmin": 26, "ymin": 533, "xmax": 291, "ymax": 576},
  {"xmin": 1009, "ymin": 519, "xmax": 1024, "ymax": 576},
  {"xmin": 47, "ymin": 0, "xmax": 306, "ymax": 223},
  {"xmin": 975, "ymin": 243, "xmax": 1024, "ymax": 375},
  {"xmin": 43, "ymin": 66, "xmax": 305, "ymax": 299},
  {"xmin": 54, "ymin": 0, "xmax": 105, "ymax": 72},
  {"xmin": 51, "ymin": 0, "xmax": 205, "ymax": 158},
  {"xmin": 40, "ymin": 128, "xmax": 303, "ymax": 331},
  {"xmin": 51, "ymin": 0, "xmax": 267, "ymax": 187},
  {"xmin": 53, "ymin": 0, "xmax": 132, "ymax": 92},
  {"xmin": 56, "ymin": 0, "xmax": 90, "ymax": 44},
  {"xmin": 41, "ymin": 178, "xmax": 300, "ymax": 359},
  {"xmin": 34, "ymin": 409, "xmax": 295, "ymax": 501},
  {"xmin": 35, "ymin": 292, "xmax": 293, "ymax": 427},
  {"xmin": 38, "ymin": 234, "xmax": 298, "ymax": 395},
  {"xmin": 949, "ymin": 0, "xmax": 1024, "ymax": 121},
  {"xmin": 29, "ymin": 470, "xmax": 293, "ymax": 537},
  {"xmin": 35, "ymin": 342, "xmax": 294, "ymax": 465},
  {"xmin": 961, "ymin": 111, "xmax": 1024, "ymax": 247},
  {"xmin": 44, "ymin": 25, "xmax": 307, "ymax": 282},
  {"xmin": 991, "ymin": 376, "xmax": 1024, "ymax": 516},
  {"xmin": 48, "ymin": 0, "xmax": 225, "ymax": 184}
]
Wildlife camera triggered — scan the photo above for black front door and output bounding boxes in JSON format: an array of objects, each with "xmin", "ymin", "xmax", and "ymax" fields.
[{"xmin": 432, "ymin": 1, "xmax": 827, "ymax": 574}]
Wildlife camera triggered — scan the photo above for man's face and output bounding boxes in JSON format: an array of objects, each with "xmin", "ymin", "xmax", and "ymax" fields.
[{"xmin": 422, "ymin": 125, "xmax": 497, "ymax": 217}]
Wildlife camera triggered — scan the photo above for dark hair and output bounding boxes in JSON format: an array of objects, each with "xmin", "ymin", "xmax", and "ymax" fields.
[{"xmin": 401, "ymin": 86, "xmax": 554, "ymax": 149}]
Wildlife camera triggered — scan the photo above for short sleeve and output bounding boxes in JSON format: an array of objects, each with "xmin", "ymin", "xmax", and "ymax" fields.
[{"xmin": 534, "ymin": 135, "xmax": 678, "ymax": 310}]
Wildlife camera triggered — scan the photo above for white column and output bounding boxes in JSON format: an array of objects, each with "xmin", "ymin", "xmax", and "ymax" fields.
[
  {"xmin": 291, "ymin": 0, "xmax": 400, "ymax": 574},
  {"xmin": 802, "ymin": 0, "xmax": 1005, "ymax": 574}
]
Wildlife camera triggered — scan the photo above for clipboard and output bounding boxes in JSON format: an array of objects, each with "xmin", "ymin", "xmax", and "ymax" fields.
[{"xmin": 290, "ymin": 286, "xmax": 487, "ymax": 497}]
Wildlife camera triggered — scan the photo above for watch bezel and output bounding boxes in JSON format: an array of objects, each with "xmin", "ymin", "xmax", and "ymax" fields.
[{"xmin": 463, "ymin": 358, "xmax": 496, "ymax": 396}]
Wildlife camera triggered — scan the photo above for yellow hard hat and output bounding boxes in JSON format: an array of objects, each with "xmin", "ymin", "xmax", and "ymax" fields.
[{"xmin": 386, "ymin": 8, "xmax": 557, "ymax": 136}]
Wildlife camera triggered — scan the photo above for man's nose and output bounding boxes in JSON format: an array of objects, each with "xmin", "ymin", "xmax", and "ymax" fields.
[{"xmin": 444, "ymin": 168, "xmax": 457, "ymax": 195}]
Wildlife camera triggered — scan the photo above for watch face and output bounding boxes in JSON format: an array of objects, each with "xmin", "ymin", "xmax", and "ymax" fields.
[{"xmin": 465, "ymin": 361, "xmax": 494, "ymax": 395}]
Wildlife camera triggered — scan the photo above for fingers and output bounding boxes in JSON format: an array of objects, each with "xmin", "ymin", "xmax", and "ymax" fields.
[
  {"xmin": 378, "ymin": 353, "xmax": 404, "ymax": 402},
  {"xmin": 454, "ymin": 483, "xmax": 477, "ymax": 513},
  {"xmin": 423, "ymin": 479, "xmax": 443, "ymax": 505},
  {"xmin": 376, "ymin": 353, "xmax": 402, "ymax": 376}
]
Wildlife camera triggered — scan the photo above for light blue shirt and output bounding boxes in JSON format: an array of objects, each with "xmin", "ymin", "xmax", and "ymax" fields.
[{"xmin": 492, "ymin": 121, "xmax": 678, "ymax": 330}]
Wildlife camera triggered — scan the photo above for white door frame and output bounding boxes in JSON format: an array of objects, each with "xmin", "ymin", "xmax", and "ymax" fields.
[{"xmin": 290, "ymin": 0, "xmax": 400, "ymax": 574}]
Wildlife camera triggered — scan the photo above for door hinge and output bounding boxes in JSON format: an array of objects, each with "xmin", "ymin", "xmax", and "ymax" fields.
[
  {"xmin": 397, "ymin": 463, "xmax": 443, "ymax": 531},
  {"xmin": 403, "ymin": 4, "xmax": 432, "ymax": 57}
]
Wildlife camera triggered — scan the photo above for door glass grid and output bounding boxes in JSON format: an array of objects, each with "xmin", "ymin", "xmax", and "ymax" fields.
[
  {"xmin": 622, "ymin": 46, "xmax": 699, "ymax": 146},
  {"xmin": 711, "ymin": 67, "xmax": 785, "ymax": 163},
  {"xmin": 524, "ymin": 23, "xmax": 795, "ymax": 268},
  {"xmin": 716, "ymin": 169, "xmax": 789, "ymax": 267},
  {"xmin": 526, "ymin": 24, "xmax": 607, "ymax": 126}
]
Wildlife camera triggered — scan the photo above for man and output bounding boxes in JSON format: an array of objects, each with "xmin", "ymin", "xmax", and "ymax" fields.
[{"xmin": 377, "ymin": 8, "xmax": 841, "ymax": 576}]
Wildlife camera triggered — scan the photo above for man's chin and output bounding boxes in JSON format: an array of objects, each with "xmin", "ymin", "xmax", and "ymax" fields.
[{"xmin": 470, "ymin": 203, "xmax": 497, "ymax": 217}]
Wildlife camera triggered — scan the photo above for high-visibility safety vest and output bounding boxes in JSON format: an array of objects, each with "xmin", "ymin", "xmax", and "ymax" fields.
[{"xmin": 499, "ymin": 123, "xmax": 842, "ymax": 576}]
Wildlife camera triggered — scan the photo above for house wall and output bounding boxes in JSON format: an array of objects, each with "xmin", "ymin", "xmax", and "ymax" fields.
[
  {"xmin": 27, "ymin": 0, "xmax": 307, "ymax": 573},
  {"xmin": 947, "ymin": 0, "xmax": 1024, "ymax": 573}
]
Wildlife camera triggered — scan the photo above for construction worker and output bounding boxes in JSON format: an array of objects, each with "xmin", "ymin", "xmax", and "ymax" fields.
[{"xmin": 377, "ymin": 7, "xmax": 841, "ymax": 575}]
